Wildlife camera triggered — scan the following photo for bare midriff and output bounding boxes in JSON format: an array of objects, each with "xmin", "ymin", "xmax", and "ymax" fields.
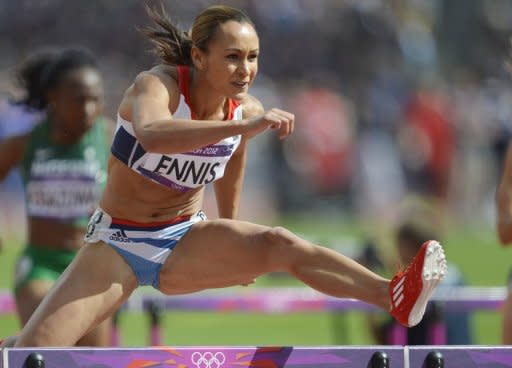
[
  {"xmin": 29, "ymin": 218, "xmax": 86, "ymax": 251},
  {"xmin": 99, "ymin": 156, "xmax": 203, "ymax": 223}
]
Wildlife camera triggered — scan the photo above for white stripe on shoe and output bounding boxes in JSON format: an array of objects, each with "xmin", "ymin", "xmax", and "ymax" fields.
[
  {"xmin": 392, "ymin": 276, "xmax": 406, "ymax": 294},
  {"xmin": 394, "ymin": 293, "xmax": 404, "ymax": 307}
]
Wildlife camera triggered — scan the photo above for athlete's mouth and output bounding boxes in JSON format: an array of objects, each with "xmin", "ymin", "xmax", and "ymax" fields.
[{"xmin": 232, "ymin": 81, "xmax": 249, "ymax": 88}]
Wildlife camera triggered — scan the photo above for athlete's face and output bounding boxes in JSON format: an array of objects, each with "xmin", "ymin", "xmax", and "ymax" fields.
[
  {"xmin": 197, "ymin": 21, "xmax": 259, "ymax": 100},
  {"xmin": 48, "ymin": 67, "xmax": 104, "ymax": 138}
]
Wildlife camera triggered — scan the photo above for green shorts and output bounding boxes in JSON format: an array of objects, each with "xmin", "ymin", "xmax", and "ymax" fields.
[{"xmin": 14, "ymin": 245, "xmax": 77, "ymax": 293}]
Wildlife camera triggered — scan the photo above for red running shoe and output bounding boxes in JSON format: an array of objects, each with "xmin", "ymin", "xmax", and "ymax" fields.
[{"xmin": 389, "ymin": 240, "xmax": 447, "ymax": 327}]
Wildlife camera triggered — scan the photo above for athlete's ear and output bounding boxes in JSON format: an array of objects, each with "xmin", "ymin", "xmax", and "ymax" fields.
[{"xmin": 191, "ymin": 46, "xmax": 205, "ymax": 71}]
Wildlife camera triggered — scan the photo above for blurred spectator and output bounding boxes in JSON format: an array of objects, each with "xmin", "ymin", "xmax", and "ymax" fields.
[
  {"xmin": 283, "ymin": 87, "xmax": 354, "ymax": 193},
  {"xmin": 398, "ymin": 80, "xmax": 455, "ymax": 201}
]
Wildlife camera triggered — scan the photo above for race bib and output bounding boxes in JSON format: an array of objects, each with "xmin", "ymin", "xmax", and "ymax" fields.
[{"xmin": 27, "ymin": 179, "xmax": 101, "ymax": 218}]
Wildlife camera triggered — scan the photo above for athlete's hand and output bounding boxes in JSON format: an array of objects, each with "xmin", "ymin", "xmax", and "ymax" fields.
[
  {"xmin": 243, "ymin": 108, "xmax": 294, "ymax": 140},
  {"xmin": 240, "ymin": 278, "xmax": 256, "ymax": 287}
]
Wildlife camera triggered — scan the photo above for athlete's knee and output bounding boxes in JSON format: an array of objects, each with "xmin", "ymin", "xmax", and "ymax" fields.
[
  {"xmin": 263, "ymin": 226, "xmax": 296, "ymax": 245},
  {"xmin": 262, "ymin": 226, "xmax": 309, "ymax": 267}
]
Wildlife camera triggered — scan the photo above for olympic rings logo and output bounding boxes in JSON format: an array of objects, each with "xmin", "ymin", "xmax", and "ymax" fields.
[{"xmin": 191, "ymin": 351, "xmax": 226, "ymax": 368}]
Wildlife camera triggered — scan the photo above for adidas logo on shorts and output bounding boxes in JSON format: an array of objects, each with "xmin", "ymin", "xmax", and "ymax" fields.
[{"xmin": 109, "ymin": 229, "xmax": 130, "ymax": 243}]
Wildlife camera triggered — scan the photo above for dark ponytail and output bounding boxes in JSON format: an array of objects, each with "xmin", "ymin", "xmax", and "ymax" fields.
[{"xmin": 140, "ymin": 3, "xmax": 193, "ymax": 66}]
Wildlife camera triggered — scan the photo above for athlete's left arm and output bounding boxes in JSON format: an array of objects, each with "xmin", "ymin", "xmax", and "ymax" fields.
[{"xmin": 214, "ymin": 95, "xmax": 264, "ymax": 219}]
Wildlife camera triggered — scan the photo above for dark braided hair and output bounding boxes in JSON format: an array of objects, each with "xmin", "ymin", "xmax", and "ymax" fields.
[
  {"xmin": 15, "ymin": 49, "xmax": 59, "ymax": 109},
  {"xmin": 41, "ymin": 47, "xmax": 98, "ymax": 92}
]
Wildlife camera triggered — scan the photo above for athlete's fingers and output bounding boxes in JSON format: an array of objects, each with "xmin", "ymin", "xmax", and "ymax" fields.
[
  {"xmin": 271, "ymin": 110, "xmax": 294, "ymax": 138},
  {"xmin": 263, "ymin": 109, "xmax": 295, "ymax": 137},
  {"xmin": 272, "ymin": 108, "xmax": 295, "ymax": 122},
  {"xmin": 265, "ymin": 111, "xmax": 284, "ymax": 129},
  {"xmin": 279, "ymin": 120, "xmax": 292, "ymax": 139},
  {"xmin": 277, "ymin": 114, "xmax": 293, "ymax": 139},
  {"xmin": 286, "ymin": 111, "xmax": 295, "ymax": 136},
  {"xmin": 288, "ymin": 114, "xmax": 295, "ymax": 135}
]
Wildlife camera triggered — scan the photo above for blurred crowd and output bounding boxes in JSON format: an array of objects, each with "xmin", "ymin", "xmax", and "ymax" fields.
[{"xmin": 1, "ymin": 0, "xmax": 512, "ymax": 228}]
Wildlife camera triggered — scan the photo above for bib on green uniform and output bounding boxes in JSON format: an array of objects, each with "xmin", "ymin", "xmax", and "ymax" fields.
[{"xmin": 21, "ymin": 116, "xmax": 108, "ymax": 227}]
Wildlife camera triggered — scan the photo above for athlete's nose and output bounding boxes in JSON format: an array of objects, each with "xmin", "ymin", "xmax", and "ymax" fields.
[
  {"xmin": 84, "ymin": 100, "xmax": 98, "ymax": 119},
  {"xmin": 237, "ymin": 60, "xmax": 249, "ymax": 77}
]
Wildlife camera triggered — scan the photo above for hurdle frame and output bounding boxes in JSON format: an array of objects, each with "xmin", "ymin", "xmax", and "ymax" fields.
[{"xmin": 4, "ymin": 345, "xmax": 512, "ymax": 368}]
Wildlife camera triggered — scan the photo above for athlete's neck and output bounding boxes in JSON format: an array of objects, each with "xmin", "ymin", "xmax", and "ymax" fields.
[
  {"xmin": 49, "ymin": 114, "xmax": 88, "ymax": 145},
  {"xmin": 188, "ymin": 68, "xmax": 228, "ymax": 120}
]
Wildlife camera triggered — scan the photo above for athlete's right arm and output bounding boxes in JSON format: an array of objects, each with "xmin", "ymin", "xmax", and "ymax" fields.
[
  {"xmin": 0, "ymin": 135, "xmax": 28, "ymax": 181},
  {"xmin": 128, "ymin": 71, "xmax": 294, "ymax": 154},
  {"xmin": 497, "ymin": 143, "xmax": 512, "ymax": 245}
]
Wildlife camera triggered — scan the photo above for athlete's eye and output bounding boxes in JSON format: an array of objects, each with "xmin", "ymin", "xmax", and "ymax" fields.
[{"xmin": 226, "ymin": 54, "xmax": 239, "ymax": 60}]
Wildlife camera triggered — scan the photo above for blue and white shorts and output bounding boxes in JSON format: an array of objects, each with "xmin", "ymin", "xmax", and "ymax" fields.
[{"xmin": 84, "ymin": 208, "xmax": 207, "ymax": 289}]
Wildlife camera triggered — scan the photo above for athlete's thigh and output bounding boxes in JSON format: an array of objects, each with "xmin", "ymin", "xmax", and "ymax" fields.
[{"xmin": 159, "ymin": 219, "xmax": 276, "ymax": 294}]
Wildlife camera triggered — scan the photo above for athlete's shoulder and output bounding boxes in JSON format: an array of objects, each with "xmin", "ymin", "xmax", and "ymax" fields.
[
  {"xmin": 133, "ymin": 65, "xmax": 179, "ymax": 93},
  {"xmin": 240, "ymin": 94, "xmax": 264, "ymax": 119},
  {"xmin": 147, "ymin": 64, "xmax": 179, "ymax": 82}
]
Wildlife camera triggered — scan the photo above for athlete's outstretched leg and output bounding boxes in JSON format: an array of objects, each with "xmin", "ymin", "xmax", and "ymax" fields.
[
  {"xmin": 159, "ymin": 219, "xmax": 447, "ymax": 326},
  {"xmin": 15, "ymin": 242, "xmax": 136, "ymax": 347},
  {"xmin": 160, "ymin": 220, "xmax": 389, "ymax": 305}
]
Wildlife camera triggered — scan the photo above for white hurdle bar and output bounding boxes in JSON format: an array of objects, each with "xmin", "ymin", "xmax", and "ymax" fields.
[{"xmin": 0, "ymin": 286, "xmax": 507, "ymax": 346}]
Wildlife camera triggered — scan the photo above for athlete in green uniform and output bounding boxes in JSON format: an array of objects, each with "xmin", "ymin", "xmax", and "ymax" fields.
[
  {"xmin": 0, "ymin": 48, "xmax": 111, "ymax": 346},
  {"xmin": 0, "ymin": 49, "xmax": 58, "ymax": 253}
]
